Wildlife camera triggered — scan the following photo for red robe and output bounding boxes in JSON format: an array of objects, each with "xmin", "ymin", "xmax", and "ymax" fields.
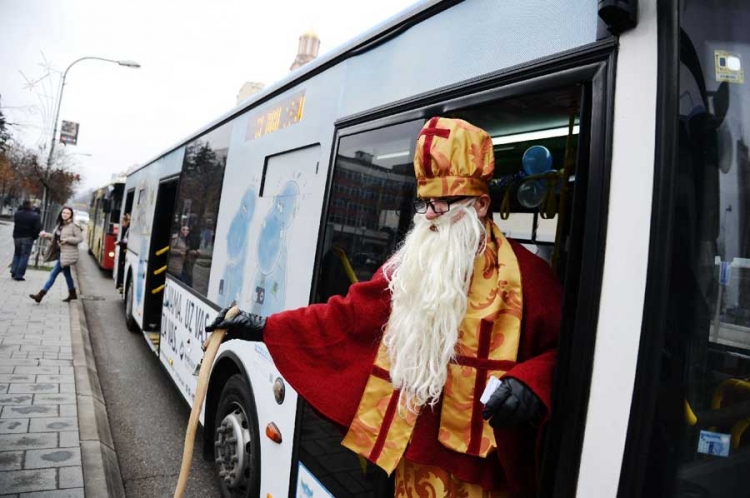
[{"xmin": 264, "ymin": 241, "xmax": 561, "ymax": 493}]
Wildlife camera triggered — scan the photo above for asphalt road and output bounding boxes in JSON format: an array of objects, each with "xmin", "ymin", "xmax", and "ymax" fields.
[{"xmin": 76, "ymin": 240, "xmax": 221, "ymax": 497}]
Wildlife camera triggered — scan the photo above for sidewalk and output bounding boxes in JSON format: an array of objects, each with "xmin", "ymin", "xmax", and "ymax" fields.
[{"xmin": 0, "ymin": 222, "xmax": 123, "ymax": 498}]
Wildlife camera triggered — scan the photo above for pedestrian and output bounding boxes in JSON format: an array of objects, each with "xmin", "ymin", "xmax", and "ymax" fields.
[
  {"xmin": 11, "ymin": 199, "xmax": 42, "ymax": 281},
  {"xmin": 206, "ymin": 117, "xmax": 562, "ymax": 496},
  {"xmin": 29, "ymin": 206, "xmax": 84, "ymax": 303},
  {"xmin": 116, "ymin": 213, "xmax": 130, "ymax": 291},
  {"xmin": 168, "ymin": 225, "xmax": 199, "ymax": 286},
  {"xmin": 119, "ymin": 213, "xmax": 130, "ymax": 246}
]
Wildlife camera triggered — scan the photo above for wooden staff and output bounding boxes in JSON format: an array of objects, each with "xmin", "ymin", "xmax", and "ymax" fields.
[{"xmin": 174, "ymin": 306, "xmax": 240, "ymax": 498}]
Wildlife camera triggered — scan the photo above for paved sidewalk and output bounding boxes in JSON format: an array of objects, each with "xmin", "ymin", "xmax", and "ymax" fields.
[{"xmin": 0, "ymin": 222, "xmax": 122, "ymax": 498}]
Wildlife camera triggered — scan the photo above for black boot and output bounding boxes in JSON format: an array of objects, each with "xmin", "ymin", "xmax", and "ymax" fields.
[
  {"xmin": 63, "ymin": 289, "xmax": 78, "ymax": 302},
  {"xmin": 29, "ymin": 290, "xmax": 47, "ymax": 303}
]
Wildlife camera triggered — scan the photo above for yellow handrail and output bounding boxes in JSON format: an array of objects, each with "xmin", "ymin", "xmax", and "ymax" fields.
[
  {"xmin": 712, "ymin": 379, "xmax": 750, "ymax": 410},
  {"xmin": 685, "ymin": 400, "xmax": 697, "ymax": 426},
  {"xmin": 151, "ymin": 284, "xmax": 165, "ymax": 295},
  {"xmin": 155, "ymin": 245, "xmax": 170, "ymax": 256},
  {"xmin": 153, "ymin": 265, "xmax": 167, "ymax": 276},
  {"xmin": 333, "ymin": 246, "xmax": 359, "ymax": 284},
  {"xmin": 711, "ymin": 378, "xmax": 750, "ymax": 449}
]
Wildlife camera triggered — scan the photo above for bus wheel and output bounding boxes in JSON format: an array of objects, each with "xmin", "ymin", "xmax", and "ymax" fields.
[
  {"xmin": 124, "ymin": 279, "xmax": 138, "ymax": 332},
  {"xmin": 214, "ymin": 374, "xmax": 260, "ymax": 498}
]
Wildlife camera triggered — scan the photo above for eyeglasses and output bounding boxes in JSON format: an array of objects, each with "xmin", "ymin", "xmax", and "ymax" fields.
[{"xmin": 412, "ymin": 196, "xmax": 472, "ymax": 214}]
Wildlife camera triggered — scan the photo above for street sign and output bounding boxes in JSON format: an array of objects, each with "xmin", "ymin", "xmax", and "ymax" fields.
[{"xmin": 60, "ymin": 120, "xmax": 80, "ymax": 145}]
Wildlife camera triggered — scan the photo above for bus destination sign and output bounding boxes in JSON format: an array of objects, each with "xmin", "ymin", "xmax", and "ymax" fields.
[{"xmin": 246, "ymin": 90, "xmax": 306, "ymax": 141}]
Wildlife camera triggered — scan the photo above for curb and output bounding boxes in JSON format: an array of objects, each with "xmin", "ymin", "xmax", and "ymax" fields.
[{"xmin": 71, "ymin": 264, "xmax": 126, "ymax": 498}]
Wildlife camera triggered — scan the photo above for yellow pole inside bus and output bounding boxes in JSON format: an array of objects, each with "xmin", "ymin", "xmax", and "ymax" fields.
[{"xmin": 174, "ymin": 306, "xmax": 240, "ymax": 498}]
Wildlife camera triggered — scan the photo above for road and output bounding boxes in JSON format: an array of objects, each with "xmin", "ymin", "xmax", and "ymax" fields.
[{"xmin": 76, "ymin": 239, "xmax": 221, "ymax": 497}]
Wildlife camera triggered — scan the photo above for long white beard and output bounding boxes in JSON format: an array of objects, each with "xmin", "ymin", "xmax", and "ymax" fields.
[{"xmin": 383, "ymin": 203, "xmax": 486, "ymax": 412}]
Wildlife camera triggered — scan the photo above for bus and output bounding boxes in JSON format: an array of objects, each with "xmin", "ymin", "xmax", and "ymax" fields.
[
  {"xmin": 113, "ymin": 1, "xmax": 750, "ymax": 497},
  {"xmin": 88, "ymin": 181, "xmax": 124, "ymax": 271}
]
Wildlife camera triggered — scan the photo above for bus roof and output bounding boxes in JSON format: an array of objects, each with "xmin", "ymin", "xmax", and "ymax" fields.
[{"xmin": 128, "ymin": 0, "xmax": 450, "ymax": 177}]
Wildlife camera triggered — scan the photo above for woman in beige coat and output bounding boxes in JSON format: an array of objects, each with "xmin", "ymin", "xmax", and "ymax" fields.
[{"xmin": 29, "ymin": 206, "xmax": 83, "ymax": 303}]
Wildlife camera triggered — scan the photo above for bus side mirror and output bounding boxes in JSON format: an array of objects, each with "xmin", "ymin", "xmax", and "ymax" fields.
[
  {"xmin": 598, "ymin": 0, "xmax": 638, "ymax": 34},
  {"xmin": 102, "ymin": 199, "xmax": 112, "ymax": 213}
]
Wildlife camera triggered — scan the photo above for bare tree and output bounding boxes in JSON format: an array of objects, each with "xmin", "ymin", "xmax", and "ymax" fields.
[{"xmin": 1, "ymin": 142, "xmax": 81, "ymax": 208}]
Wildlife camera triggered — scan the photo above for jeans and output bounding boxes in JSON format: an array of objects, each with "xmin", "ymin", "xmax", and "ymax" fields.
[
  {"xmin": 11, "ymin": 237, "xmax": 33, "ymax": 279},
  {"xmin": 43, "ymin": 260, "xmax": 75, "ymax": 292}
]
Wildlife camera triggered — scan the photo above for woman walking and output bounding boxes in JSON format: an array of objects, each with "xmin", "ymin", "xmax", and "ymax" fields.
[{"xmin": 29, "ymin": 206, "xmax": 83, "ymax": 303}]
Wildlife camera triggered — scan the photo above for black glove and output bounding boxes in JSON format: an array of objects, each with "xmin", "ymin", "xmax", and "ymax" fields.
[
  {"xmin": 482, "ymin": 377, "xmax": 542, "ymax": 428},
  {"xmin": 205, "ymin": 307, "xmax": 266, "ymax": 343}
]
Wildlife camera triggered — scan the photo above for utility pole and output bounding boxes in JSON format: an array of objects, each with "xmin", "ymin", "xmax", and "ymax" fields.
[{"xmin": 34, "ymin": 56, "xmax": 140, "ymax": 266}]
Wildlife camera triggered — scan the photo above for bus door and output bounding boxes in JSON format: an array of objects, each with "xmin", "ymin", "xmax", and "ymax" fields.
[
  {"xmin": 618, "ymin": 1, "xmax": 750, "ymax": 496},
  {"xmin": 116, "ymin": 189, "xmax": 135, "ymax": 290},
  {"xmin": 142, "ymin": 178, "xmax": 179, "ymax": 343},
  {"xmin": 101, "ymin": 185, "xmax": 122, "ymax": 270},
  {"xmin": 303, "ymin": 65, "xmax": 609, "ymax": 495},
  {"xmin": 88, "ymin": 192, "xmax": 101, "ymax": 253}
]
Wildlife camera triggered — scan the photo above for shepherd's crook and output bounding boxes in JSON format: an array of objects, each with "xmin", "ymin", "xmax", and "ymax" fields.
[{"xmin": 174, "ymin": 306, "xmax": 240, "ymax": 498}]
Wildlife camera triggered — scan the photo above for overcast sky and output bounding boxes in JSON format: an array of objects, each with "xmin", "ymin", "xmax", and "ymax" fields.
[{"xmin": 0, "ymin": 0, "xmax": 417, "ymax": 194}]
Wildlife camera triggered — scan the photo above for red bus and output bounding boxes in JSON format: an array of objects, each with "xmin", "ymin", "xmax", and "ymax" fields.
[{"xmin": 88, "ymin": 181, "xmax": 124, "ymax": 270}]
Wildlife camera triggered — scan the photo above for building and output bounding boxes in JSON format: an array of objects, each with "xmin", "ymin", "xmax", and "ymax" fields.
[
  {"xmin": 236, "ymin": 82, "xmax": 265, "ymax": 106},
  {"xmin": 290, "ymin": 29, "xmax": 320, "ymax": 71}
]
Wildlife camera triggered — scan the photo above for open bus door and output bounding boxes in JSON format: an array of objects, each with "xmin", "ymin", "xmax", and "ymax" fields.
[
  {"xmin": 291, "ymin": 74, "xmax": 595, "ymax": 496},
  {"xmin": 116, "ymin": 189, "xmax": 135, "ymax": 290},
  {"xmin": 101, "ymin": 183, "xmax": 124, "ymax": 270},
  {"xmin": 142, "ymin": 178, "xmax": 179, "ymax": 346}
]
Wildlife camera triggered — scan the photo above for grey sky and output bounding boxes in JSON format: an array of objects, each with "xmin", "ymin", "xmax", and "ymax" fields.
[{"xmin": 0, "ymin": 0, "xmax": 416, "ymax": 193}]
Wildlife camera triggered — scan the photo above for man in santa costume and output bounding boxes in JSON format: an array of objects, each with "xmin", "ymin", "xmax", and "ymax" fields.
[{"xmin": 207, "ymin": 117, "xmax": 561, "ymax": 497}]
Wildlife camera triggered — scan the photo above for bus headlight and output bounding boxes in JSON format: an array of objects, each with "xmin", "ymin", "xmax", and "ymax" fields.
[{"xmin": 108, "ymin": 251, "xmax": 115, "ymax": 258}]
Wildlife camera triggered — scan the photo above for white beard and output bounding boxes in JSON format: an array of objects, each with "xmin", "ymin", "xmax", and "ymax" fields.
[{"xmin": 382, "ymin": 202, "xmax": 486, "ymax": 412}]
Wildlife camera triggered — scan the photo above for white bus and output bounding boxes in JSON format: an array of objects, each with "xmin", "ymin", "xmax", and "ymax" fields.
[{"xmin": 114, "ymin": 0, "xmax": 750, "ymax": 496}]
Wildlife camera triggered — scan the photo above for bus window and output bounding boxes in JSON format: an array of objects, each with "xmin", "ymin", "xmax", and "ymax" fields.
[
  {"xmin": 315, "ymin": 119, "xmax": 424, "ymax": 302},
  {"xmin": 633, "ymin": 2, "xmax": 750, "ymax": 496},
  {"xmin": 316, "ymin": 86, "xmax": 582, "ymax": 305},
  {"xmin": 168, "ymin": 122, "xmax": 231, "ymax": 295},
  {"xmin": 449, "ymin": 86, "xmax": 581, "ymax": 277}
]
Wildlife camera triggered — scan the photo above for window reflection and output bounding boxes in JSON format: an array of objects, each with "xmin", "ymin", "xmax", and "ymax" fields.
[
  {"xmin": 316, "ymin": 120, "xmax": 422, "ymax": 302},
  {"xmin": 644, "ymin": 2, "xmax": 750, "ymax": 496},
  {"xmin": 316, "ymin": 88, "xmax": 582, "ymax": 305},
  {"xmin": 168, "ymin": 123, "xmax": 231, "ymax": 295}
]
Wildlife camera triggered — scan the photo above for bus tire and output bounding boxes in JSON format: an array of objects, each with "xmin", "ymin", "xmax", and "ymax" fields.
[
  {"xmin": 124, "ymin": 278, "xmax": 138, "ymax": 332},
  {"xmin": 214, "ymin": 374, "xmax": 261, "ymax": 498}
]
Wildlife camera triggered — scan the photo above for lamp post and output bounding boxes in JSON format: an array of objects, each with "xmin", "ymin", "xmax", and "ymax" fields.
[{"xmin": 36, "ymin": 57, "xmax": 140, "ymax": 266}]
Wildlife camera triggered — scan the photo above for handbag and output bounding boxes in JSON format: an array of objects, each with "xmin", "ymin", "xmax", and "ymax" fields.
[{"xmin": 42, "ymin": 227, "xmax": 61, "ymax": 263}]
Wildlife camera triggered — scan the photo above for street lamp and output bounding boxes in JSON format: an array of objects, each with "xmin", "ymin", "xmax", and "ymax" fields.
[
  {"xmin": 41, "ymin": 56, "xmax": 140, "ymax": 226},
  {"xmin": 35, "ymin": 56, "xmax": 140, "ymax": 265}
]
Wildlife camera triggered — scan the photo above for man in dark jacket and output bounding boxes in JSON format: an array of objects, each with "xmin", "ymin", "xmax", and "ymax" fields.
[{"xmin": 11, "ymin": 200, "xmax": 41, "ymax": 281}]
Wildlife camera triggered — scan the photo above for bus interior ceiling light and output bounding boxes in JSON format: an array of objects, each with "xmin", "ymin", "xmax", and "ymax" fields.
[
  {"xmin": 375, "ymin": 126, "xmax": 581, "ymax": 159},
  {"xmin": 374, "ymin": 150, "xmax": 411, "ymax": 160},
  {"xmin": 491, "ymin": 125, "xmax": 580, "ymax": 146}
]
